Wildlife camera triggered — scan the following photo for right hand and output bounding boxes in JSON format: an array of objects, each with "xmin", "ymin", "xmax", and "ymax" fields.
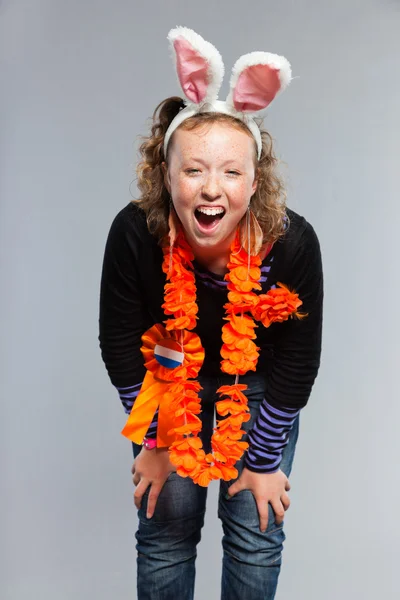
[{"xmin": 131, "ymin": 446, "xmax": 177, "ymax": 519}]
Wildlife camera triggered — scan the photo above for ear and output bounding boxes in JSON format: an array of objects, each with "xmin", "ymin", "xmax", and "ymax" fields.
[
  {"xmin": 167, "ymin": 26, "xmax": 224, "ymax": 105},
  {"xmin": 251, "ymin": 170, "xmax": 259, "ymax": 195},
  {"xmin": 161, "ymin": 161, "xmax": 171, "ymax": 193},
  {"xmin": 248, "ymin": 165, "xmax": 260, "ymax": 196},
  {"xmin": 226, "ymin": 52, "xmax": 292, "ymax": 113}
]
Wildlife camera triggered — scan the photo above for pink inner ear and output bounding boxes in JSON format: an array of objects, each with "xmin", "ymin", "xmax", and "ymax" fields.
[
  {"xmin": 233, "ymin": 64, "xmax": 281, "ymax": 112},
  {"xmin": 173, "ymin": 38, "xmax": 209, "ymax": 104}
]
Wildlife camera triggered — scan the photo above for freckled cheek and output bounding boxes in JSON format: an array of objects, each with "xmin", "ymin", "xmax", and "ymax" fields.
[
  {"xmin": 229, "ymin": 182, "xmax": 252, "ymax": 211},
  {"xmin": 172, "ymin": 179, "xmax": 198, "ymax": 211}
]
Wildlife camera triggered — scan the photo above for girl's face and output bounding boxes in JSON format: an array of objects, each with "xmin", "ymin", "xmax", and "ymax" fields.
[{"xmin": 162, "ymin": 122, "xmax": 258, "ymax": 255}]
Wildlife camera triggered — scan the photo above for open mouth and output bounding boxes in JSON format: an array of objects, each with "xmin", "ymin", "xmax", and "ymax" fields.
[{"xmin": 194, "ymin": 206, "xmax": 226, "ymax": 232}]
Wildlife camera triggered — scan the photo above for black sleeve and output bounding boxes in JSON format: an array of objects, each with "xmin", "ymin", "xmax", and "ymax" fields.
[
  {"xmin": 98, "ymin": 208, "xmax": 148, "ymax": 388},
  {"xmin": 262, "ymin": 220, "xmax": 324, "ymax": 410}
]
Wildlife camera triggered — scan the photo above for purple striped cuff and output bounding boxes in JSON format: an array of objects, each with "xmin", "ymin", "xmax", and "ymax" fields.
[{"xmin": 244, "ymin": 399, "xmax": 300, "ymax": 474}]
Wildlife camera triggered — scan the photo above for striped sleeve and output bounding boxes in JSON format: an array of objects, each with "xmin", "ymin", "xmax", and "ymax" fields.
[{"xmin": 244, "ymin": 400, "xmax": 300, "ymax": 473}]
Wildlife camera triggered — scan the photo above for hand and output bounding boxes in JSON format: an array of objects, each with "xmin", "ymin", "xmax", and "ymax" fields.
[
  {"xmin": 226, "ymin": 467, "xmax": 291, "ymax": 533},
  {"xmin": 131, "ymin": 446, "xmax": 177, "ymax": 519}
]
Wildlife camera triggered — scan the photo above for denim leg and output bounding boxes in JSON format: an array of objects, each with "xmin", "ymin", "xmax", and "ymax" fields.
[
  {"xmin": 217, "ymin": 374, "xmax": 300, "ymax": 600},
  {"xmin": 131, "ymin": 377, "xmax": 219, "ymax": 600}
]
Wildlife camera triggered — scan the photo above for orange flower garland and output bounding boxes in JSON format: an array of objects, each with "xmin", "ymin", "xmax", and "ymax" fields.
[
  {"xmin": 122, "ymin": 226, "xmax": 307, "ymax": 487},
  {"xmin": 251, "ymin": 282, "xmax": 308, "ymax": 327},
  {"xmin": 163, "ymin": 229, "xmax": 304, "ymax": 486}
]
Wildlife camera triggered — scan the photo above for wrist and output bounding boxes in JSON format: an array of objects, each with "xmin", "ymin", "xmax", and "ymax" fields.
[{"xmin": 142, "ymin": 437, "xmax": 157, "ymax": 450}]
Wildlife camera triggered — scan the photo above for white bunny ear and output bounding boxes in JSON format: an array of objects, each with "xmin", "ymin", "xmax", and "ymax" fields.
[
  {"xmin": 167, "ymin": 26, "xmax": 224, "ymax": 106},
  {"xmin": 226, "ymin": 52, "xmax": 292, "ymax": 113}
]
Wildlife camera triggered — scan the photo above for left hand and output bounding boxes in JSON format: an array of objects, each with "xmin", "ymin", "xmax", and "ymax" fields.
[
  {"xmin": 131, "ymin": 446, "xmax": 177, "ymax": 519},
  {"xmin": 226, "ymin": 467, "xmax": 291, "ymax": 533}
]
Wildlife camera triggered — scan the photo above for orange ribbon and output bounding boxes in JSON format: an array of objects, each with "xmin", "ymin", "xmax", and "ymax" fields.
[{"xmin": 120, "ymin": 323, "xmax": 204, "ymax": 447}]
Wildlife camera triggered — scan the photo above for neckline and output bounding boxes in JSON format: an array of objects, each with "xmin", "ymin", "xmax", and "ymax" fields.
[
  {"xmin": 192, "ymin": 258, "xmax": 227, "ymax": 281},
  {"xmin": 193, "ymin": 244, "xmax": 275, "ymax": 281}
]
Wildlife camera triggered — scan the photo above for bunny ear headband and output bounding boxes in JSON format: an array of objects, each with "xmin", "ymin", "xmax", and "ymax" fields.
[{"xmin": 163, "ymin": 26, "xmax": 293, "ymax": 160}]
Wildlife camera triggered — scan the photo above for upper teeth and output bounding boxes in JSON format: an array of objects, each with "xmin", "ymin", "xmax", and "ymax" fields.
[{"xmin": 197, "ymin": 207, "xmax": 224, "ymax": 216}]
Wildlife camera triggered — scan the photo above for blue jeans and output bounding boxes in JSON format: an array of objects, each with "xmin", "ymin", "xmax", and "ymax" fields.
[{"xmin": 132, "ymin": 373, "xmax": 300, "ymax": 600}]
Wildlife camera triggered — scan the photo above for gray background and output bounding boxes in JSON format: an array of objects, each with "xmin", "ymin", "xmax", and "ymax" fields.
[{"xmin": 1, "ymin": 0, "xmax": 399, "ymax": 598}]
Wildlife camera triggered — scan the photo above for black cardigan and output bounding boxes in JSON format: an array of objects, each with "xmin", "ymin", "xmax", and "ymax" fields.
[{"xmin": 98, "ymin": 201, "xmax": 324, "ymax": 412}]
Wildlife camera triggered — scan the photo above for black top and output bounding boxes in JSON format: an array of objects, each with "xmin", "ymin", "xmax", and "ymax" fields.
[{"xmin": 98, "ymin": 201, "xmax": 324, "ymax": 411}]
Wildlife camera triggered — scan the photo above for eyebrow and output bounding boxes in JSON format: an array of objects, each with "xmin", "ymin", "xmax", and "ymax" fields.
[{"xmin": 184, "ymin": 158, "xmax": 243, "ymax": 167}]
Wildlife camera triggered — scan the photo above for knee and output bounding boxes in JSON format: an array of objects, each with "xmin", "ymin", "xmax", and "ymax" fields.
[
  {"xmin": 136, "ymin": 509, "xmax": 206, "ymax": 562},
  {"xmin": 135, "ymin": 474, "xmax": 207, "ymax": 559},
  {"xmin": 224, "ymin": 521, "xmax": 286, "ymax": 567},
  {"xmin": 219, "ymin": 492, "xmax": 286, "ymax": 567}
]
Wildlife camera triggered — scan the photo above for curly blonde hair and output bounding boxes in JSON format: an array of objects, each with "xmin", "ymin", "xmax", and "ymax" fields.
[{"xmin": 134, "ymin": 96, "xmax": 289, "ymax": 245}]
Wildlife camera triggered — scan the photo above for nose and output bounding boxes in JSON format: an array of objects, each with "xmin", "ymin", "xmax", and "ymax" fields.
[{"xmin": 202, "ymin": 173, "xmax": 222, "ymax": 200}]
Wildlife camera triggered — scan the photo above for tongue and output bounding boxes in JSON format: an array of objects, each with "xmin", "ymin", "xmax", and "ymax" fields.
[{"xmin": 196, "ymin": 211, "xmax": 223, "ymax": 229}]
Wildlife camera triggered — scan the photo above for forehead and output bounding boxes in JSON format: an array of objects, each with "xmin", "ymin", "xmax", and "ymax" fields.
[{"xmin": 169, "ymin": 122, "xmax": 255, "ymax": 162}]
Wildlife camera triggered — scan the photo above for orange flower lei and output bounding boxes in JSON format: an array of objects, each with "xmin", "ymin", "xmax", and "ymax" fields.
[{"xmin": 154, "ymin": 228, "xmax": 307, "ymax": 487}]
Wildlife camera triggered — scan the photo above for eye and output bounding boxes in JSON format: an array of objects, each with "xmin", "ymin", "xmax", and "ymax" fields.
[
  {"xmin": 185, "ymin": 169, "xmax": 200, "ymax": 175},
  {"xmin": 227, "ymin": 170, "xmax": 240, "ymax": 176}
]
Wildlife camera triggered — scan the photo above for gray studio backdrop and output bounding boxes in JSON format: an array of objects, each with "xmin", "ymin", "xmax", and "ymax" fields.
[{"xmin": 1, "ymin": 1, "xmax": 399, "ymax": 598}]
